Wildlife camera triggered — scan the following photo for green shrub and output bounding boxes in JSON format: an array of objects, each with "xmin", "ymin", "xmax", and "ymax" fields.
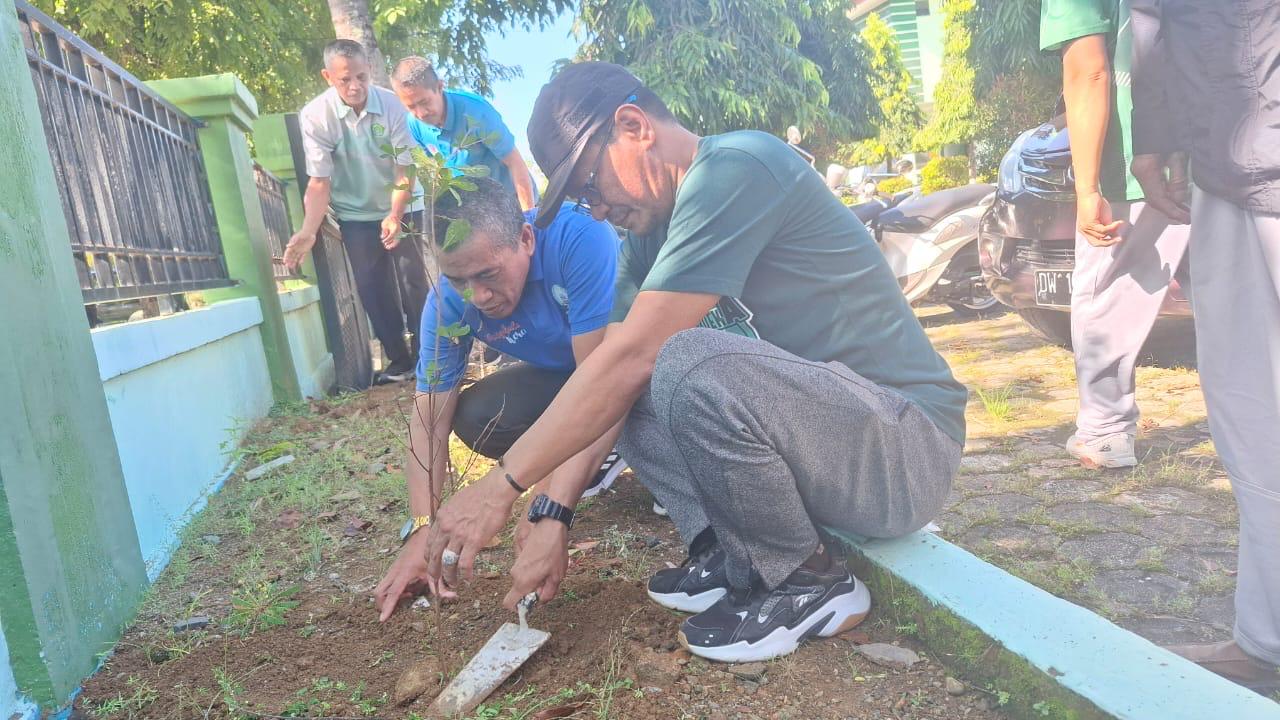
[
  {"xmin": 877, "ymin": 176, "xmax": 914, "ymax": 195},
  {"xmin": 972, "ymin": 69, "xmax": 1060, "ymax": 180},
  {"xmin": 921, "ymin": 156, "xmax": 970, "ymax": 194}
]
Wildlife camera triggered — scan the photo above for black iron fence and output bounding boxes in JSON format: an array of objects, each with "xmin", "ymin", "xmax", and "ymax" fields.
[
  {"xmin": 18, "ymin": 0, "xmax": 232, "ymax": 304},
  {"xmin": 253, "ymin": 163, "xmax": 298, "ymax": 281}
]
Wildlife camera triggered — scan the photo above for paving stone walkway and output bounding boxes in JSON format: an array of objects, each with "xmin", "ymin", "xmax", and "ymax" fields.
[{"xmin": 923, "ymin": 309, "xmax": 1236, "ymax": 648}]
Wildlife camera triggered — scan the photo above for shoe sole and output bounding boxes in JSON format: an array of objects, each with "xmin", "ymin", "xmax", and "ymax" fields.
[
  {"xmin": 1071, "ymin": 453, "xmax": 1137, "ymax": 470},
  {"xmin": 580, "ymin": 459, "xmax": 628, "ymax": 499},
  {"xmin": 652, "ymin": 503, "xmax": 669, "ymax": 517},
  {"xmin": 678, "ymin": 579, "xmax": 871, "ymax": 663},
  {"xmin": 647, "ymin": 586, "xmax": 727, "ymax": 614}
]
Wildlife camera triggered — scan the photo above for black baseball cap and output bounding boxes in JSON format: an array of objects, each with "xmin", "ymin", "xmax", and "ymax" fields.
[{"xmin": 527, "ymin": 62, "xmax": 644, "ymax": 228}]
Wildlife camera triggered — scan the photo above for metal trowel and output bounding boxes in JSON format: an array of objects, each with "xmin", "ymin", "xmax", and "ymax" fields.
[{"xmin": 434, "ymin": 593, "xmax": 549, "ymax": 716}]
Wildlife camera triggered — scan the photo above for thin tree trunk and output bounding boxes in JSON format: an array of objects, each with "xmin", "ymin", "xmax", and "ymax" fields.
[{"xmin": 326, "ymin": 0, "xmax": 390, "ymax": 86}]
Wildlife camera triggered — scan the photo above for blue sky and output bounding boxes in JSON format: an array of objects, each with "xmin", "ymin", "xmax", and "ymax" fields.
[{"xmin": 479, "ymin": 11, "xmax": 579, "ymax": 159}]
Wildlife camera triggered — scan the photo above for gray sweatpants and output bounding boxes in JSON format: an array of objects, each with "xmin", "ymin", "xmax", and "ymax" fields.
[
  {"xmin": 617, "ymin": 328, "xmax": 962, "ymax": 591},
  {"xmin": 1190, "ymin": 190, "xmax": 1280, "ymax": 665},
  {"xmin": 1071, "ymin": 200, "xmax": 1190, "ymax": 439}
]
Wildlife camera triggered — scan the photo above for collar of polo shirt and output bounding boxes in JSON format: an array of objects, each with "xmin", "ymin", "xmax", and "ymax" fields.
[{"xmin": 335, "ymin": 85, "xmax": 385, "ymax": 120}]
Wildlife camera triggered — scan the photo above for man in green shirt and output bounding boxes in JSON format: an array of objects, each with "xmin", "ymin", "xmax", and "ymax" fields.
[
  {"xmin": 1041, "ymin": 0, "xmax": 1190, "ymax": 467},
  {"xmin": 411, "ymin": 62, "xmax": 967, "ymax": 663}
]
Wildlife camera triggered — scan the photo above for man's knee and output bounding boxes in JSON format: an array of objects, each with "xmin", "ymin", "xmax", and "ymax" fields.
[
  {"xmin": 651, "ymin": 328, "xmax": 754, "ymax": 430},
  {"xmin": 453, "ymin": 390, "xmax": 517, "ymax": 458}
]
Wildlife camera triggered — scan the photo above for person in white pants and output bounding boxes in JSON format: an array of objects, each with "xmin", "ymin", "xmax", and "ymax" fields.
[
  {"xmin": 1129, "ymin": 0, "xmax": 1280, "ymax": 690},
  {"xmin": 1044, "ymin": 0, "xmax": 1189, "ymax": 469}
]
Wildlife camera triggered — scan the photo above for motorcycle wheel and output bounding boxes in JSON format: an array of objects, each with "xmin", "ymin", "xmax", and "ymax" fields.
[{"xmin": 947, "ymin": 292, "xmax": 1001, "ymax": 316}]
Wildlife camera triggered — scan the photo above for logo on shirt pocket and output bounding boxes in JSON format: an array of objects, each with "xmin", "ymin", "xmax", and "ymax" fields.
[
  {"xmin": 551, "ymin": 284, "xmax": 570, "ymax": 309},
  {"xmin": 371, "ymin": 122, "xmax": 386, "ymax": 137}
]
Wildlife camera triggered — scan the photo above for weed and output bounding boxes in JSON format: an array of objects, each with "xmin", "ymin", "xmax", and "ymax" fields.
[
  {"xmin": 226, "ymin": 582, "xmax": 300, "ymax": 636},
  {"xmin": 370, "ymin": 649, "xmax": 395, "ymax": 668},
  {"xmin": 1136, "ymin": 547, "xmax": 1168, "ymax": 573},
  {"xmin": 975, "ymin": 385, "xmax": 1017, "ymax": 423},
  {"xmin": 1196, "ymin": 571, "xmax": 1234, "ymax": 596},
  {"xmin": 93, "ymin": 676, "xmax": 157, "ymax": 718}
]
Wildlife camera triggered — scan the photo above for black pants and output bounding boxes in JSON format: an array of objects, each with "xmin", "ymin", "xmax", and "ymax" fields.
[
  {"xmin": 339, "ymin": 211, "xmax": 431, "ymax": 370},
  {"xmin": 453, "ymin": 363, "xmax": 571, "ymax": 458}
]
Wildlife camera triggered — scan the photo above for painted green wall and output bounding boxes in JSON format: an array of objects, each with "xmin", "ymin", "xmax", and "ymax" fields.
[{"xmin": 0, "ymin": 3, "xmax": 146, "ymax": 707}]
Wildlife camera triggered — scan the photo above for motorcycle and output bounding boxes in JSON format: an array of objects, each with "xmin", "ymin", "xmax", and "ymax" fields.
[{"xmin": 873, "ymin": 183, "xmax": 1000, "ymax": 315}]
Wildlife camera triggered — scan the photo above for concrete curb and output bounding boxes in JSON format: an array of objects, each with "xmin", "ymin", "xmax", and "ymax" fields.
[{"xmin": 827, "ymin": 530, "xmax": 1280, "ymax": 720}]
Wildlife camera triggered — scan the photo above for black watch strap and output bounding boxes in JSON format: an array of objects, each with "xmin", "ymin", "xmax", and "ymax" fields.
[{"xmin": 527, "ymin": 494, "xmax": 575, "ymax": 528}]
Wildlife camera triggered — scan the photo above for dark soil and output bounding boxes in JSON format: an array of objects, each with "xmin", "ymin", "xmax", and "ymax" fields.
[{"xmin": 75, "ymin": 384, "xmax": 1006, "ymax": 720}]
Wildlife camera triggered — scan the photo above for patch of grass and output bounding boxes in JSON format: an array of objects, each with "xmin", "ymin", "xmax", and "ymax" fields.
[
  {"xmin": 975, "ymin": 385, "xmax": 1017, "ymax": 423},
  {"xmin": 226, "ymin": 581, "xmax": 300, "ymax": 636},
  {"xmin": 1196, "ymin": 571, "xmax": 1234, "ymax": 596},
  {"xmin": 1136, "ymin": 547, "xmax": 1168, "ymax": 573},
  {"xmin": 597, "ymin": 525, "xmax": 657, "ymax": 582},
  {"xmin": 91, "ymin": 675, "xmax": 157, "ymax": 718},
  {"xmin": 1160, "ymin": 593, "xmax": 1198, "ymax": 617}
]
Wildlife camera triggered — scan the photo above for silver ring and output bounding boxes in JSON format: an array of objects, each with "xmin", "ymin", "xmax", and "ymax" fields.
[{"xmin": 441, "ymin": 549, "xmax": 460, "ymax": 567}]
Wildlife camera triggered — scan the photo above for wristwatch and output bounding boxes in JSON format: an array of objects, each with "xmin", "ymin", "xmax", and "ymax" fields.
[
  {"xmin": 527, "ymin": 494, "xmax": 575, "ymax": 529},
  {"xmin": 398, "ymin": 515, "xmax": 431, "ymax": 543}
]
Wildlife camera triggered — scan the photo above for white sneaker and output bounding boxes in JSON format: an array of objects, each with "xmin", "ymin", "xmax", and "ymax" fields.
[
  {"xmin": 1066, "ymin": 432, "xmax": 1137, "ymax": 469},
  {"xmin": 652, "ymin": 502, "xmax": 669, "ymax": 517},
  {"xmin": 581, "ymin": 451, "xmax": 627, "ymax": 499}
]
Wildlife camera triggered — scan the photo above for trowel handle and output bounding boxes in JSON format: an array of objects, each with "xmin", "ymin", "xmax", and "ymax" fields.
[{"xmin": 516, "ymin": 592, "xmax": 538, "ymax": 630}]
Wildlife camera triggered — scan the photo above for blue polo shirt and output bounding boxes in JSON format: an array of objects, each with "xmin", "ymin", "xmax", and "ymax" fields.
[
  {"xmin": 416, "ymin": 205, "xmax": 619, "ymax": 393},
  {"xmin": 407, "ymin": 89, "xmax": 518, "ymax": 194}
]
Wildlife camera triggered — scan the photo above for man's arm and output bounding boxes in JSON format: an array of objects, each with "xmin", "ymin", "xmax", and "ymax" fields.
[
  {"xmin": 419, "ymin": 289, "xmax": 718, "ymax": 599},
  {"xmin": 380, "ymin": 166, "xmax": 417, "ymax": 249},
  {"xmin": 373, "ymin": 388, "xmax": 460, "ymax": 620},
  {"xmin": 284, "ymin": 177, "xmax": 332, "ymax": 270},
  {"xmin": 1062, "ymin": 34, "xmax": 1124, "ymax": 246},
  {"xmin": 1129, "ymin": 0, "xmax": 1190, "ymax": 223},
  {"xmin": 502, "ymin": 150, "xmax": 537, "ymax": 211}
]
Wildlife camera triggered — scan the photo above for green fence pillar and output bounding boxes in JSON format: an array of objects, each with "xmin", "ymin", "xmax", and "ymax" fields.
[
  {"xmin": 0, "ymin": 4, "xmax": 147, "ymax": 708},
  {"xmin": 149, "ymin": 74, "xmax": 302, "ymax": 402},
  {"xmin": 253, "ymin": 112, "xmax": 317, "ymax": 280}
]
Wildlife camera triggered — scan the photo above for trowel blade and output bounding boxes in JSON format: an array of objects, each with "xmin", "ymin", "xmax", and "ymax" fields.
[{"xmin": 434, "ymin": 621, "xmax": 551, "ymax": 716}]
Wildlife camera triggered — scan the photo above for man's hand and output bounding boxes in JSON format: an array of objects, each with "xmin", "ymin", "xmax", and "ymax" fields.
[
  {"xmin": 503, "ymin": 521, "xmax": 569, "ymax": 611},
  {"xmin": 373, "ymin": 532, "xmax": 456, "ymax": 622},
  {"xmin": 1131, "ymin": 152, "xmax": 1191, "ymax": 224},
  {"xmin": 423, "ymin": 471, "xmax": 519, "ymax": 590},
  {"xmin": 284, "ymin": 230, "xmax": 317, "ymax": 270},
  {"xmin": 514, "ymin": 514, "xmax": 537, "ymax": 554},
  {"xmin": 380, "ymin": 214, "xmax": 403, "ymax": 250},
  {"xmin": 1076, "ymin": 190, "xmax": 1126, "ymax": 247}
]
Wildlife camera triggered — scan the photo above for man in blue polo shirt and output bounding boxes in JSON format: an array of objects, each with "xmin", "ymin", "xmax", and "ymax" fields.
[
  {"xmin": 390, "ymin": 56, "xmax": 538, "ymax": 211},
  {"xmin": 374, "ymin": 178, "xmax": 623, "ymax": 618}
]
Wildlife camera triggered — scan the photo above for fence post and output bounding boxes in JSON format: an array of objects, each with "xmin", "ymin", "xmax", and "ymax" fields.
[
  {"xmin": 148, "ymin": 74, "xmax": 302, "ymax": 402},
  {"xmin": 0, "ymin": 4, "xmax": 147, "ymax": 710},
  {"xmin": 253, "ymin": 112, "xmax": 316, "ymax": 279}
]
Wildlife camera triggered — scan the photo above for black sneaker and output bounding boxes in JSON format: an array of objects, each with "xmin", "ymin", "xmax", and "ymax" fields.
[
  {"xmin": 580, "ymin": 450, "xmax": 627, "ymax": 499},
  {"xmin": 678, "ymin": 563, "xmax": 871, "ymax": 663},
  {"xmin": 647, "ymin": 538, "xmax": 730, "ymax": 613},
  {"xmin": 375, "ymin": 362, "xmax": 415, "ymax": 385}
]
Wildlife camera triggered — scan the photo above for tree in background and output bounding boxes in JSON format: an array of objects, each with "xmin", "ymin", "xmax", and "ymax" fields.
[
  {"xmin": 915, "ymin": 0, "xmax": 978, "ymax": 153},
  {"xmin": 373, "ymin": 0, "xmax": 570, "ymax": 97},
  {"xmin": 972, "ymin": 0, "xmax": 1058, "ymax": 92},
  {"xmin": 968, "ymin": 0, "xmax": 1061, "ymax": 179},
  {"xmin": 32, "ymin": 0, "xmax": 330, "ymax": 113},
  {"xmin": 574, "ymin": 0, "xmax": 876, "ymax": 166},
  {"xmin": 35, "ymin": 0, "xmax": 568, "ymax": 114},
  {"xmin": 842, "ymin": 12, "xmax": 922, "ymax": 169}
]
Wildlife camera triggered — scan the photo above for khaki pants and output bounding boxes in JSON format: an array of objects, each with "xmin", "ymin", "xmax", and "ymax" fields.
[
  {"xmin": 1190, "ymin": 190, "xmax": 1280, "ymax": 664},
  {"xmin": 1071, "ymin": 201, "xmax": 1190, "ymax": 439}
]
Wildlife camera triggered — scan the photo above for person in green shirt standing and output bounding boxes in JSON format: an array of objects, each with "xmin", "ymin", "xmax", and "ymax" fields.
[
  {"xmin": 1041, "ymin": 0, "xmax": 1190, "ymax": 468},
  {"xmin": 284, "ymin": 40, "xmax": 428, "ymax": 385},
  {"xmin": 409, "ymin": 62, "xmax": 967, "ymax": 664}
]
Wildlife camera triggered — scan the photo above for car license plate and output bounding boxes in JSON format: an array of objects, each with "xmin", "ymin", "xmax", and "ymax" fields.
[{"xmin": 1034, "ymin": 270, "xmax": 1073, "ymax": 307}]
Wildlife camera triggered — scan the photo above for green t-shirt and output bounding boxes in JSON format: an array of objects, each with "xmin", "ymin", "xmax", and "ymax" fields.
[
  {"xmin": 1041, "ymin": 0, "xmax": 1143, "ymax": 202},
  {"xmin": 611, "ymin": 131, "xmax": 967, "ymax": 445}
]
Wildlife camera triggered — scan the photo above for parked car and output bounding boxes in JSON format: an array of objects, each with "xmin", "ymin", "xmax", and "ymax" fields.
[{"xmin": 978, "ymin": 117, "xmax": 1194, "ymax": 355}]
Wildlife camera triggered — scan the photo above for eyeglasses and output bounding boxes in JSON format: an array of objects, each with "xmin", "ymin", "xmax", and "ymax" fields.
[{"xmin": 574, "ymin": 133, "xmax": 612, "ymax": 211}]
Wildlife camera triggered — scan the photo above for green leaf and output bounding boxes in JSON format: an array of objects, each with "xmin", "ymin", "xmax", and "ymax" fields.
[
  {"xmin": 459, "ymin": 164, "xmax": 490, "ymax": 178},
  {"xmin": 439, "ymin": 321, "xmax": 472, "ymax": 339},
  {"xmin": 443, "ymin": 218, "xmax": 471, "ymax": 252},
  {"xmin": 462, "ymin": 287, "xmax": 475, "ymax": 303}
]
